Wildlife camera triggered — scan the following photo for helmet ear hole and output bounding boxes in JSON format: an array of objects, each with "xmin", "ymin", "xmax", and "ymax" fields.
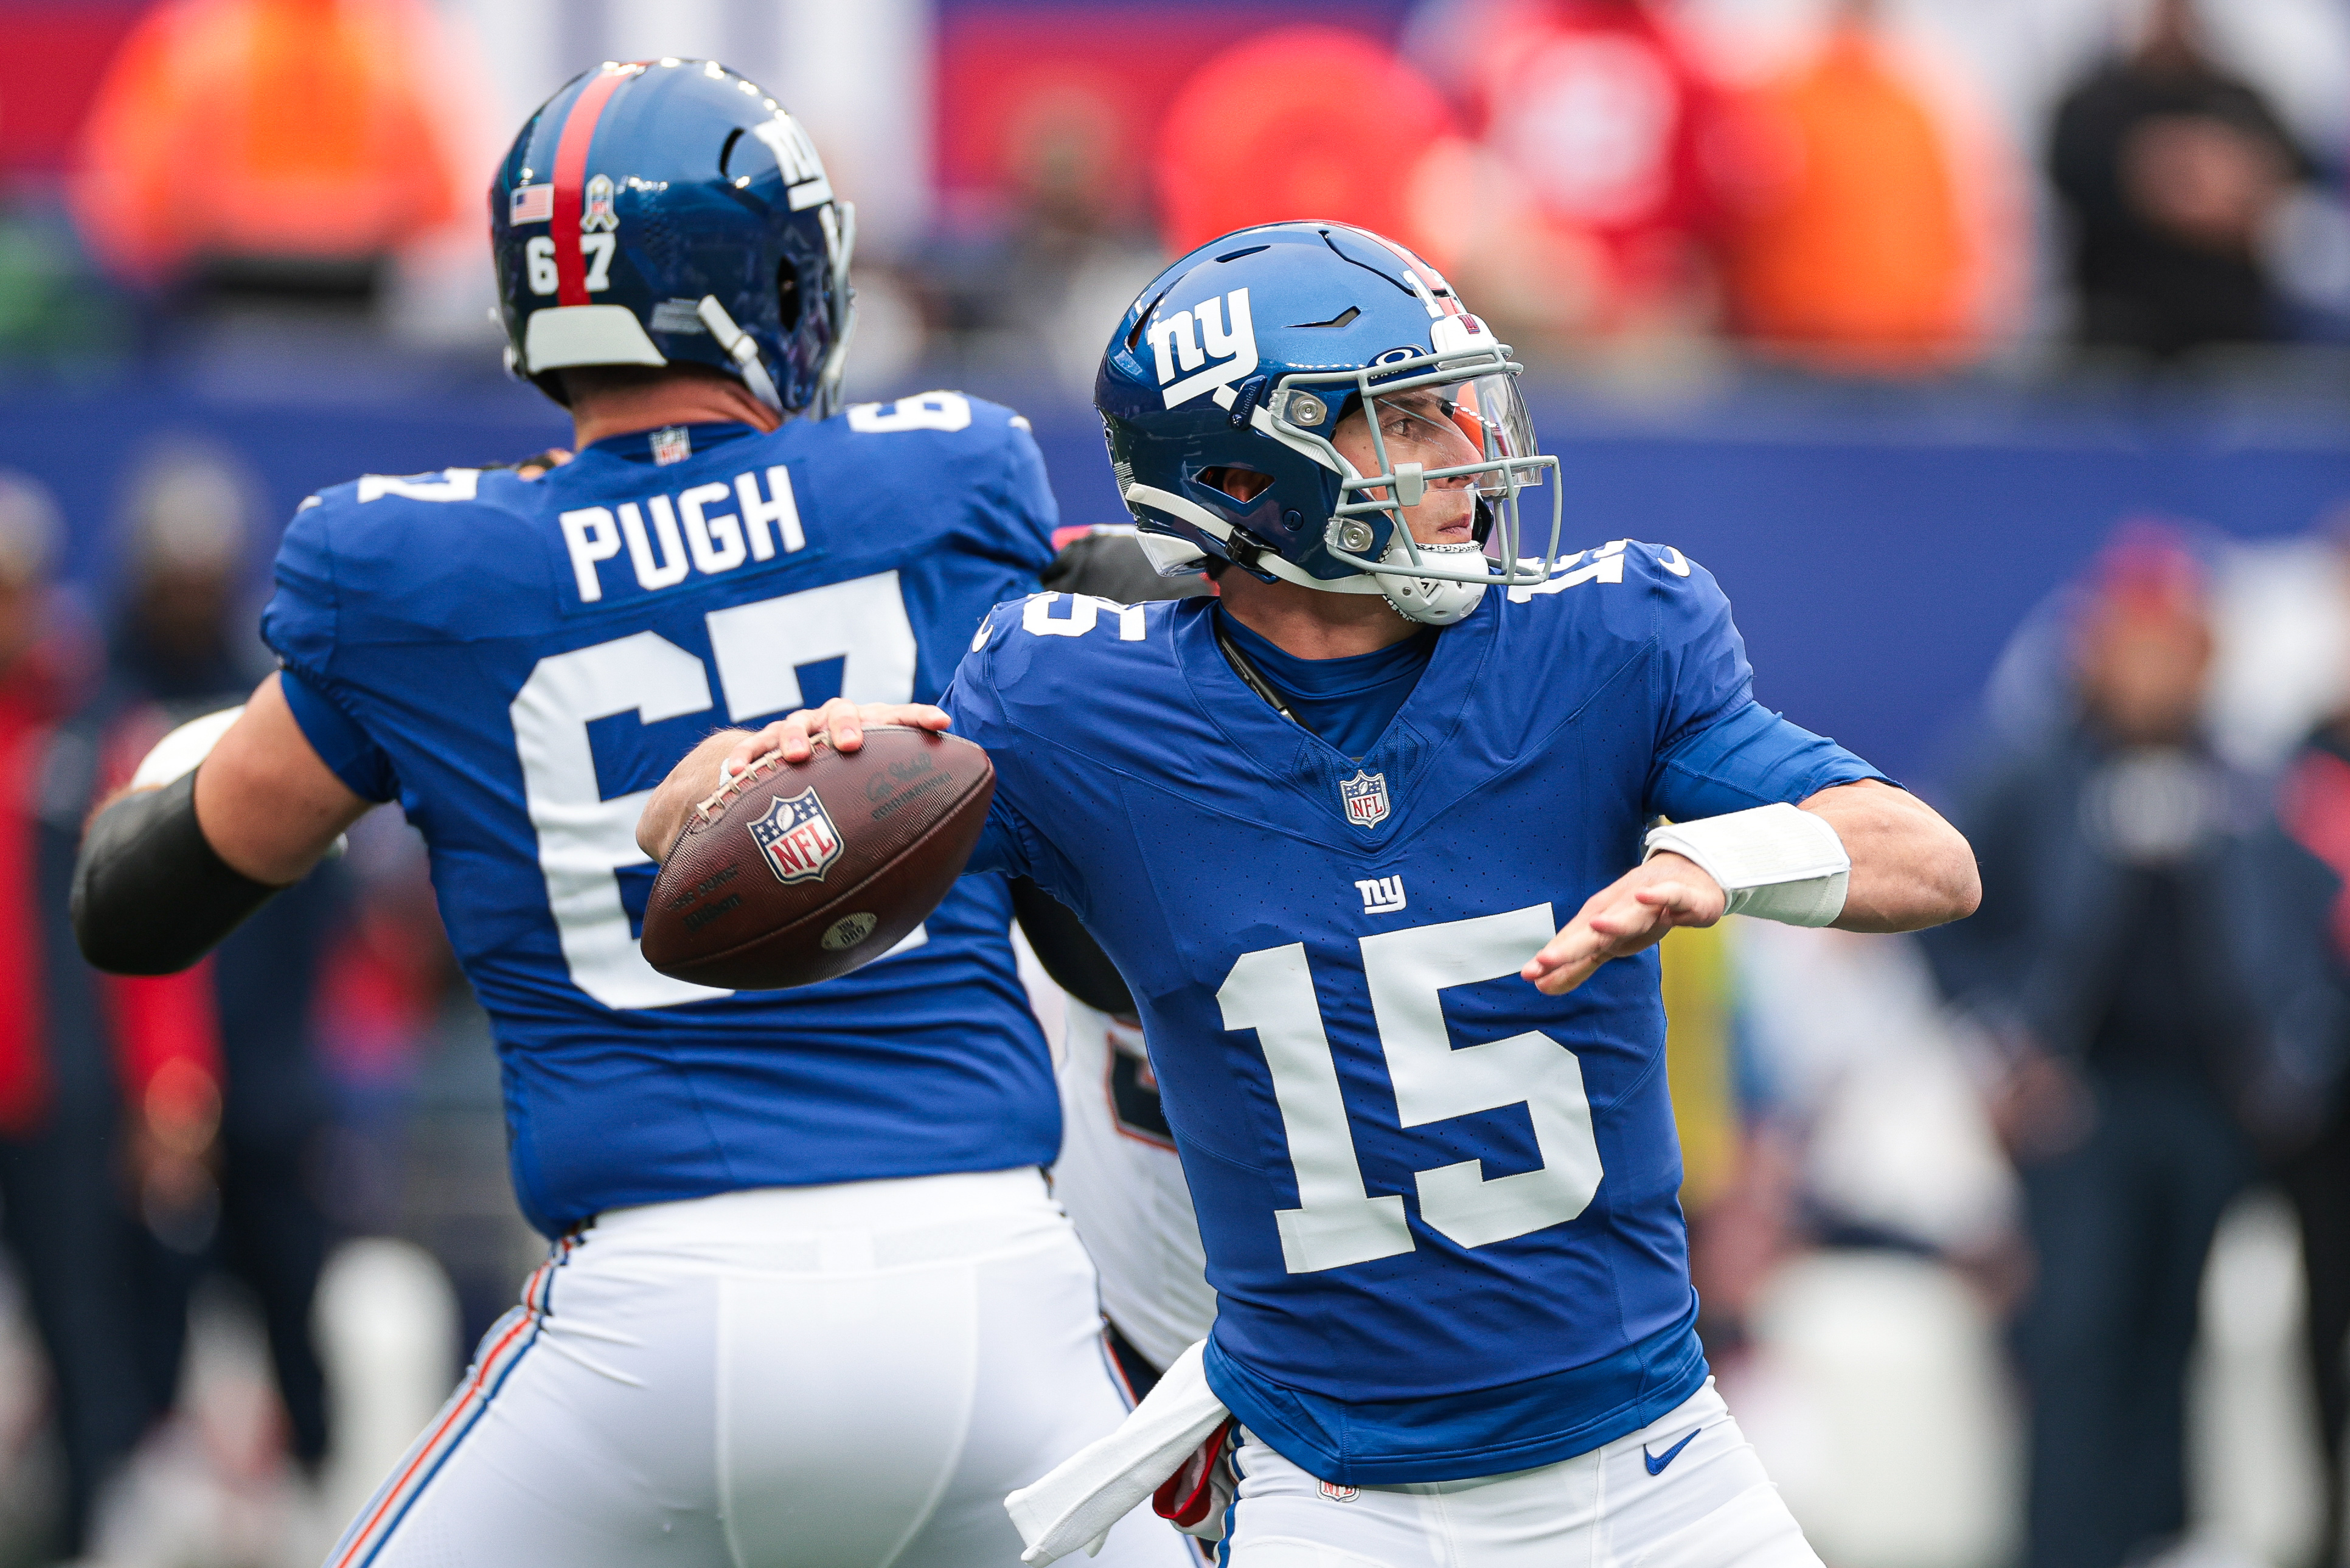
[
  {"xmin": 776, "ymin": 260, "xmax": 803, "ymax": 333},
  {"xmin": 1198, "ymin": 467, "xmax": 1272, "ymax": 504}
]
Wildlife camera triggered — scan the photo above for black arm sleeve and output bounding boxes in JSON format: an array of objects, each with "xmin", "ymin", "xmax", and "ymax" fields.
[
  {"xmin": 71, "ymin": 770, "xmax": 282, "ymax": 976},
  {"xmin": 1009, "ymin": 877, "xmax": 1135, "ymax": 1018}
]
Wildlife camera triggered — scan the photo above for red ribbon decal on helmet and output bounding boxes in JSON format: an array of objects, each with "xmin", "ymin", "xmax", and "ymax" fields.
[{"xmin": 551, "ymin": 65, "xmax": 635, "ymax": 307}]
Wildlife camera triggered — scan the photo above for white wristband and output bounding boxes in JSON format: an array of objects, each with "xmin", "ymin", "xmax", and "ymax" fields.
[{"xmin": 1643, "ymin": 802, "xmax": 1850, "ymax": 928}]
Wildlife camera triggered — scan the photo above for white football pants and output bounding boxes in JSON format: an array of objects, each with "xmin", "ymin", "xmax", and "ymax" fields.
[
  {"xmin": 1221, "ymin": 1382, "xmax": 1821, "ymax": 1568},
  {"xmin": 325, "ymin": 1168, "xmax": 1195, "ymax": 1568}
]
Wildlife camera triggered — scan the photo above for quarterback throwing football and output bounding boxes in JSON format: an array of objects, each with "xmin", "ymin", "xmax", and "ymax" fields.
[{"xmin": 646, "ymin": 224, "xmax": 1979, "ymax": 1568}]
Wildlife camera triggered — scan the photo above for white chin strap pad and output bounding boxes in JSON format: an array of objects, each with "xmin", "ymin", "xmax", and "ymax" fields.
[
  {"xmin": 1378, "ymin": 541, "xmax": 1489, "ymax": 625},
  {"xmin": 1643, "ymin": 802, "xmax": 1850, "ymax": 927}
]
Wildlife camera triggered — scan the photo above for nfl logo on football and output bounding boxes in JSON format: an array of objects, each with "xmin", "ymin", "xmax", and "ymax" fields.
[
  {"xmin": 747, "ymin": 788, "xmax": 843, "ymax": 884},
  {"xmin": 1338, "ymin": 770, "xmax": 1390, "ymax": 830}
]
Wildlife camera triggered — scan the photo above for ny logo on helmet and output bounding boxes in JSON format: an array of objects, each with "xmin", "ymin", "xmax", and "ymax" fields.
[
  {"xmin": 753, "ymin": 113, "xmax": 834, "ymax": 213},
  {"xmin": 1146, "ymin": 288, "xmax": 1257, "ymax": 410}
]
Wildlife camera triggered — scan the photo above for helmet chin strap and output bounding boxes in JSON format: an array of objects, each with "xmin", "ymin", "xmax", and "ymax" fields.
[
  {"xmin": 696, "ymin": 296, "xmax": 784, "ymax": 413},
  {"xmin": 1121, "ymin": 480, "xmax": 1486, "ymax": 623},
  {"xmin": 1377, "ymin": 541, "xmax": 1490, "ymax": 626}
]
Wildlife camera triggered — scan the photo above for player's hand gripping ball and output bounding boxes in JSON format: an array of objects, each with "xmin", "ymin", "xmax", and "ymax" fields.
[{"xmin": 641, "ymin": 726, "xmax": 995, "ymax": 990}]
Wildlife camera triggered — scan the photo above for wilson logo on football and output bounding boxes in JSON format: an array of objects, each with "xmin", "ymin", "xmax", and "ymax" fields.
[
  {"xmin": 1146, "ymin": 287, "xmax": 1258, "ymax": 410},
  {"xmin": 746, "ymin": 787, "xmax": 843, "ymax": 884}
]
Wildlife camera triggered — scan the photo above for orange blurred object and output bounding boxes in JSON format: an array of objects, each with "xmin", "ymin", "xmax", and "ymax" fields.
[
  {"xmin": 71, "ymin": 0, "xmax": 467, "ymax": 284},
  {"xmin": 1156, "ymin": 27, "xmax": 1456, "ymax": 257},
  {"xmin": 1726, "ymin": 21, "xmax": 1986, "ymax": 370}
]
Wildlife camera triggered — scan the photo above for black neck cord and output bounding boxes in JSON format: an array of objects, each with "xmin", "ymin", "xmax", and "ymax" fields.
[{"xmin": 1213, "ymin": 622, "xmax": 1313, "ymax": 735}]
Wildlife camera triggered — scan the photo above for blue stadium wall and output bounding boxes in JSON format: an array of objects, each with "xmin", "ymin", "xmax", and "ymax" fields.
[{"xmin": 4, "ymin": 371, "xmax": 2344, "ymax": 790}]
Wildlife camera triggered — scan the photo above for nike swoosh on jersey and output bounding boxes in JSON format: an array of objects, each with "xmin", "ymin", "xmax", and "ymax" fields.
[{"xmin": 1644, "ymin": 1429, "xmax": 1699, "ymax": 1476}]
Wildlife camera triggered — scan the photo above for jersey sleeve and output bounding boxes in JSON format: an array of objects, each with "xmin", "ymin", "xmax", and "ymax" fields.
[
  {"xmin": 939, "ymin": 601, "xmax": 1049, "ymax": 884},
  {"xmin": 259, "ymin": 493, "xmax": 403, "ymax": 804},
  {"xmin": 1648, "ymin": 701, "xmax": 1887, "ymax": 820},
  {"xmin": 1639, "ymin": 546, "xmax": 1889, "ymax": 819},
  {"xmin": 259, "ymin": 495, "xmax": 339, "ymax": 685},
  {"xmin": 278, "ymin": 667, "xmax": 401, "ymax": 803},
  {"xmin": 981, "ymin": 412, "xmax": 1060, "ymax": 574}
]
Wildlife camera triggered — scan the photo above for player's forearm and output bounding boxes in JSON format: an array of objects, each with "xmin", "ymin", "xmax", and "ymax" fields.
[
  {"xmin": 193, "ymin": 682, "xmax": 374, "ymax": 884},
  {"xmin": 639, "ymin": 730, "xmax": 749, "ymax": 862},
  {"xmin": 1800, "ymin": 779, "xmax": 1980, "ymax": 934}
]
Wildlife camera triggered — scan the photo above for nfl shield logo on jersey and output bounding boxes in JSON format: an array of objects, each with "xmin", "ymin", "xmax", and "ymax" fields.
[
  {"xmin": 1338, "ymin": 770, "xmax": 1390, "ymax": 830},
  {"xmin": 746, "ymin": 788, "xmax": 843, "ymax": 884}
]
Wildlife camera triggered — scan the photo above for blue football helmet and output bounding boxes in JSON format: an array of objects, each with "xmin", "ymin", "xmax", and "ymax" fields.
[
  {"xmin": 1096, "ymin": 222, "xmax": 1561, "ymax": 625},
  {"xmin": 490, "ymin": 60, "xmax": 855, "ymax": 418}
]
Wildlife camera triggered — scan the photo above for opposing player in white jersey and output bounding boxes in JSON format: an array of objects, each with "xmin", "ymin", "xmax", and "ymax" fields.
[
  {"xmin": 643, "ymin": 224, "xmax": 1980, "ymax": 1568},
  {"xmin": 69, "ymin": 62, "xmax": 1191, "ymax": 1568}
]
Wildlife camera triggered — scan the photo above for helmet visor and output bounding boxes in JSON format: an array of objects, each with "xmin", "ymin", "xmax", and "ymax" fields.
[
  {"xmin": 1361, "ymin": 374, "xmax": 1543, "ymax": 499},
  {"xmin": 1446, "ymin": 373, "xmax": 1543, "ymax": 496}
]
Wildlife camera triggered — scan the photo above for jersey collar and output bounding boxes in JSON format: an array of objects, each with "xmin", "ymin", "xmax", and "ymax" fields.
[
  {"xmin": 1169, "ymin": 594, "xmax": 1500, "ymax": 848},
  {"xmin": 582, "ymin": 420, "xmax": 764, "ymax": 465}
]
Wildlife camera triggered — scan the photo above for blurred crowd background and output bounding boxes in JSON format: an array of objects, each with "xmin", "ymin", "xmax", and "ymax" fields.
[{"xmin": 0, "ymin": 0, "xmax": 2348, "ymax": 1566}]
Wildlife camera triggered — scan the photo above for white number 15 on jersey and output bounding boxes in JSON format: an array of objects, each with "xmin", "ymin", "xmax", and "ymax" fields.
[{"xmin": 1218, "ymin": 905, "xmax": 1605, "ymax": 1273}]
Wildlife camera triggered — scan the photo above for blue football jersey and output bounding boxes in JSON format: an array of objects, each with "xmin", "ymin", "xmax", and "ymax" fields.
[
  {"xmin": 942, "ymin": 540, "xmax": 1884, "ymax": 1483},
  {"xmin": 262, "ymin": 395, "xmax": 1062, "ymax": 1237}
]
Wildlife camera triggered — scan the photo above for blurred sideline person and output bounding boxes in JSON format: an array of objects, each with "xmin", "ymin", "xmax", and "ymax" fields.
[
  {"xmin": 0, "ymin": 473, "xmax": 157, "ymax": 1559},
  {"xmin": 2270, "ymin": 604, "xmax": 2350, "ymax": 1568},
  {"xmin": 2048, "ymin": 0, "xmax": 2307, "ymax": 358},
  {"xmin": 69, "ymin": 62, "xmax": 1191, "ymax": 1568},
  {"xmin": 645, "ymin": 221, "xmax": 1980, "ymax": 1568},
  {"xmin": 1461, "ymin": 0, "xmax": 1754, "ymax": 339},
  {"xmin": 1154, "ymin": 28, "xmax": 1455, "ymax": 262},
  {"xmin": 81, "ymin": 446, "xmax": 344, "ymax": 1483},
  {"xmin": 1924, "ymin": 524, "xmax": 2338, "ymax": 1568},
  {"xmin": 71, "ymin": 0, "xmax": 475, "ymax": 296},
  {"xmin": 1724, "ymin": 0, "xmax": 2009, "ymax": 373}
]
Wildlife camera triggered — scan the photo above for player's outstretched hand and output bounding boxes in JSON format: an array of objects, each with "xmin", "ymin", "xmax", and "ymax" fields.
[
  {"xmin": 723, "ymin": 698, "xmax": 951, "ymax": 771},
  {"xmin": 1521, "ymin": 853, "xmax": 1726, "ymax": 996},
  {"xmin": 635, "ymin": 699, "xmax": 951, "ymax": 862}
]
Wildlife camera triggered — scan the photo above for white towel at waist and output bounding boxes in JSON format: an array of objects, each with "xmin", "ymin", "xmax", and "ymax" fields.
[{"xmin": 1004, "ymin": 1338, "xmax": 1230, "ymax": 1565}]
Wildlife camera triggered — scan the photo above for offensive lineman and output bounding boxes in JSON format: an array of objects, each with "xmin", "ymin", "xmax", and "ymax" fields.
[
  {"xmin": 70, "ymin": 62, "xmax": 1190, "ymax": 1568},
  {"xmin": 642, "ymin": 224, "xmax": 1980, "ymax": 1568}
]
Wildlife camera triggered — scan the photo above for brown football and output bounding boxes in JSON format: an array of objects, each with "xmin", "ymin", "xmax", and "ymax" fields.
[{"xmin": 641, "ymin": 726, "xmax": 995, "ymax": 991}]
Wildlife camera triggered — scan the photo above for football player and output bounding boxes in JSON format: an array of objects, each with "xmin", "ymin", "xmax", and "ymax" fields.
[
  {"xmin": 69, "ymin": 62, "xmax": 1194, "ymax": 1568},
  {"xmin": 644, "ymin": 224, "xmax": 1980, "ymax": 1567}
]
